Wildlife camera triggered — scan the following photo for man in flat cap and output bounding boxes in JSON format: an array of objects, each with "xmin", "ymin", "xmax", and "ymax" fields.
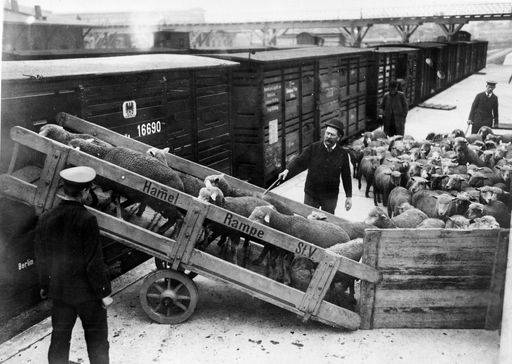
[
  {"xmin": 468, "ymin": 80, "xmax": 499, "ymax": 134},
  {"xmin": 35, "ymin": 166, "xmax": 112, "ymax": 364},
  {"xmin": 278, "ymin": 118, "xmax": 352, "ymax": 214}
]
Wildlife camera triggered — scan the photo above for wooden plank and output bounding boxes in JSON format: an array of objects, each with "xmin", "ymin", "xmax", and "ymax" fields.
[
  {"xmin": 379, "ymin": 265, "xmax": 494, "ymax": 277},
  {"xmin": 89, "ymin": 207, "xmax": 360, "ymax": 330},
  {"xmin": 374, "ymin": 288, "xmax": 491, "ymax": 308},
  {"xmin": 359, "ymin": 230, "xmax": 381, "ymax": 329},
  {"xmin": 0, "ymin": 174, "xmax": 37, "ymax": 206},
  {"xmin": 378, "ymin": 274, "xmax": 492, "ymax": 290},
  {"xmin": 372, "ymin": 307, "xmax": 487, "ymax": 329},
  {"xmin": 485, "ymin": 230, "xmax": 509, "ymax": 329},
  {"xmin": 298, "ymin": 252, "xmax": 340, "ymax": 321}
]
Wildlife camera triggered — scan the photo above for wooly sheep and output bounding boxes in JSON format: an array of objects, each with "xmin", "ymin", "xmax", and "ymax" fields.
[
  {"xmin": 69, "ymin": 139, "xmax": 184, "ymax": 234},
  {"xmin": 469, "ymin": 215, "xmax": 500, "ymax": 229},
  {"xmin": 373, "ymin": 165, "xmax": 402, "ymax": 206},
  {"xmin": 146, "ymin": 147, "xmax": 205, "ymax": 197},
  {"xmin": 387, "ymin": 186, "xmax": 411, "ymax": 217},
  {"xmin": 445, "ymin": 215, "xmax": 471, "ymax": 229},
  {"xmin": 365, "ymin": 206, "xmax": 428, "ymax": 228},
  {"xmin": 466, "ymin": 202, "xmax": 510, "ymax": 228},
  {"xmin": 249, "ymin": 205, "xmax": 350, "ymax": 248},
  {"xmin": 417, "ymin": 218, "xmax": 446, "ymax": 229},
  {"xmin": 357, "ymin": 155, "xmax": 382, "ymax": 197},
  {"xmin": 205, "ymin": 173, "xmax": 294, "ymax": 216},
  {"xmin": 306, "ymin": 211, "xmax": 370, "ymax": 240},
  {"xmin": 290, "ymin": 238, "xmax": 363, "ymax": 310},
  {"xmin": 40, "ymin": 124, "xmax": 112, "ymax": 148}
]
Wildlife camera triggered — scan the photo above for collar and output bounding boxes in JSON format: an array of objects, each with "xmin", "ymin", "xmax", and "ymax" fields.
[
  {"xmin": 323, "ymin": 142, "xmax": 337, "ymax": 152},
  {"xmin": 486, "ymin": 91, "xmax": 493, "ymax": 97}
]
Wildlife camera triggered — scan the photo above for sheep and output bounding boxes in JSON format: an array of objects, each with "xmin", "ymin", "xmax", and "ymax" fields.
[
  {"xmin": 387, "ymin": 186, "xmax": 411, "ymax": 217},
  {"xmin": 469, "ymin": 215, "xmax": 500, "ymax": 229},
  {"xmin": 249, "ymin": 205, "xmax": 351, "ymax": 284},
  {"xmin": 444, "ymin": 174, "xmax": 469, "ymax": 192},
  {"xmin": 39, "ymin": 124, "xmax": 112, "ymax": 148},
  {"xmin": 453, "ymin": 137, "xmax": 485, "ymax": 167},
  {"xmin": 290, "ymin": 238, "xmax": 363, "ymax": 310},
  {"xmin": 411, "ymin": 189, "xmax": 443, "ymax": 218},
  {"xmin": 373, "ymin": 165, "xmax": 402, "ymax": 206},
  {"xmin": 417, "ymin": 218, "xmax": 446, "ymax": 228},
  {"xmin": 365, "ymin": 206, "xmax": 428, "ymax": 228},
  {"xmin": 445, "ymin": 215, "xmax": 471, "ymax": 229},
  {"xmin": 197, "ymin": 186, "xmax": 272, "ymax": 266},
  {"xmin": 306, "ymin": 211, "xmax": 370, "ymax": 240},
  {"xmin": 249, "ymin": 205, "xmax": 350, "ymax": 249},
  {"xmin": 347, "ymin": 144, "xmax": 364, "ymax": 178},
  {"xmin": 69, "ymin": 139, "xmax": 185, "ymax": 234},
  {"xmin": 205, "ymin": 173, "xmax": 294, "ymax": 216},
  {"xmin": 357, "ymin": 155, "xmax": 382, "ymax": 198},
  {"xmin": 466, "ymin": 202, "xmax": 510, "ymax": 228}
]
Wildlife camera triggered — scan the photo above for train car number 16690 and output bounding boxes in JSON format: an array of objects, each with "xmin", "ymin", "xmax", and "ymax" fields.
[{"xmin": 136, "ymin": 121, "xmax": 162, "ymax": 137}]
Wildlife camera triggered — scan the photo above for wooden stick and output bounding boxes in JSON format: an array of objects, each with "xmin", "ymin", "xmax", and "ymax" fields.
[{"xmin": 262, "ymin": 178, "xmax": 281, "ymax": 195}]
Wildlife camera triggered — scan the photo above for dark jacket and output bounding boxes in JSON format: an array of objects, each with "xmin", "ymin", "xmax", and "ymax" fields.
[
  {"xmin": 468, "ymin": 91, "xmax": 499, "ymax": 127},
  {"xmin": 287, "ymin": 141, "xmax": 352, "ymax": 199},
  {"xmin": 35, "ymin": 200, "xmax": 111, "ymax": 304},
  {"xmin": 381, "ymin": 91, "xmax": 408, "ymax": 131}
]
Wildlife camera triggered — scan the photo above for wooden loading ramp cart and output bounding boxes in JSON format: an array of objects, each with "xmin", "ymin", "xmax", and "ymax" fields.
[{"xmin": 0, "ymin": 112, "xmax": 381, "ymax": 331}]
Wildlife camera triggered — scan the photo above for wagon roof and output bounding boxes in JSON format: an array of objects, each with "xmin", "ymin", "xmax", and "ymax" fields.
[
  {"xmin": 371, "ymin": 46, "xmax": 419, "ymax": 53},
  {"xmin": 211, "ymin": 46, "xmax": 372, "ymax": 63},
  {"xmin": 1, "ymin": 54, "xmax": 238, "ymax": 81}
]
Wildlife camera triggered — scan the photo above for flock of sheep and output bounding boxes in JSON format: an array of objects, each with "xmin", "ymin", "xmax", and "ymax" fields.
[{"xmin": 37, "ymin": 123, "xmax": 512, "ymax": 310}]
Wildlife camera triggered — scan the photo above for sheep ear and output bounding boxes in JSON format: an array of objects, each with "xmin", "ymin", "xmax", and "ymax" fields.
[
  {"xmin": 432, "ymin": 195, "xmax": 438, "ymax": 199},
  {"xmin": 264, "ymin": 214, "xmax": 270, "ymax": 223},
  {"xmin": 85, "ymin": 138, "xmax": 94, "ymax": 143},
  {"xmin": 162, "ymin": 147, "xmax": 170, "ymax": 153},
  {"xmin": 211, "ymin": 191, "xmax": 218, "ymax": 202}
]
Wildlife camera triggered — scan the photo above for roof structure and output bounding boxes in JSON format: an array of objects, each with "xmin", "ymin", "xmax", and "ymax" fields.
[{"xmin": 1, "ymin": 54, "xmax": 238, "ymax": 81}]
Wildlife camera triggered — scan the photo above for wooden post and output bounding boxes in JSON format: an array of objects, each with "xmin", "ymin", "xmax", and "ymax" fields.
[{"xmin": 499, "ymin": 218, "xmax": 512, "ymax": 363}]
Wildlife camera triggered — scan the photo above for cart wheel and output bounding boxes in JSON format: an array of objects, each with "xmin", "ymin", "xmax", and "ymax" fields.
[
  {"xmin": 139, "ymin": 270, "xmax": 199, "ymax": 324},
  {"xmin": 154, "ymin": 258, "xmax": 198, "ymax": 279}
]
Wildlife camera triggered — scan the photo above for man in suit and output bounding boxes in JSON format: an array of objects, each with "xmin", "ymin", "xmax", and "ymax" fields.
[
  {"xmin": 277, "ymin": 118, "xmax": 352, "ymax": 214},
  {"xmin": 468, "ymin": 80, "xmax": 499, "ymax": 134},
  {"xmin": 380, "ymin": 79, "xmax": 409, "ymax": 137},
  {"xmin": 35, "ymin": 166, "xmax": 112, "ymax": 364}
]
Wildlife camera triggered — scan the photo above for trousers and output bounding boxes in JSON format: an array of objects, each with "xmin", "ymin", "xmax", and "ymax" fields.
[
  {"xmin": 48, "ymin": 299, "xmax": 109, "ymax": 364},
  {"xmin": 304, "ymin": 192, "xmax": 338, "ymax": 214}
]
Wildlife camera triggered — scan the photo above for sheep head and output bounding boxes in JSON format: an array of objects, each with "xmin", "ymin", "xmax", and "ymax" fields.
[
  {"xmin": 478, "ymin": 186, "xmax": 499, "ymax": 204},
  {"xmin": 39, "ymin": 124, "xmax": 68, "ymax": 143},
  {"xmin": 477, "ymin": 126, "xmax": 493, "ymax": 140},
  {"xmin": 248, "ymin": 205, "xmax": 275, "ymax": 225},
  {"xmin": 445, "ymin": 215, "xmax": 470, "ymax": 229},
  {"xmin": 146, "ymin": 147, "xmax": 170, "ymax": 166},
  {"xmin": 204, "ymin": 173, "xmax": 229, "ymax": 196},
  {"xmin": 365, "ymin": 207, "xmax": 394, "ymax": 228},
  {"xmin": 307, "ymin": 211, "xmax": 327, "ymax": 221},
  {"xmin": 470, "ymin": 215, "xmax": 500, "ymax": 229},
  {"xmin": 197, "ymin": 186, "xmax": 225, "ymax": 206},
  {"xmin": 466, "ymin": 203, "xmax": 486, "ymax": 220}
]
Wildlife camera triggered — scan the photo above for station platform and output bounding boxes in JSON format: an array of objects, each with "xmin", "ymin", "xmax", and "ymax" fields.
[{"xmin": 1, "ymin": 64, "xmax": 511, "ymax": 364}]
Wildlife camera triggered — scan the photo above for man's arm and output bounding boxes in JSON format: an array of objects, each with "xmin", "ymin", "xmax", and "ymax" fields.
[
  {"xmin": 83, "ymin": 215, "xmax": 112, "ymax": 299},
  {"xmin": 493, "ymin": 96, "xmax": 499, "ymax": 126},
  {"xmin": 468, "ymin": 93, "xmax": 480, "ymax": 123},
  {"xmin": 281, "ymin": 144, "xmax": 312, "ymax": 180},
  {"xmin": 401, "ymin": 92, "xmax": 409, "ymax": 116},
  {"xmin": 341, "ymin": 150, "xmax": 352, "ymax": 198}
]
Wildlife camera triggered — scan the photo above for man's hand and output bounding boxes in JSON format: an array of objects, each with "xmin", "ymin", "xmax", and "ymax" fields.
[
  {"xmin": 467, "ymin": 119, "xmax": 473, "ymax": 125},
  {"xmin": 102, "ymin": 296, "xmax": 113, "ymax": 308},
  {"xmin": 345, "ymin": 197, "xmax": 352, "ymax": 211},
  {"xmin": 40, "ymin": 288, "xmax": 48, "ymax": 300},
  {"xmin": 278, "ymin": 169, "xmax": 289, "ymax": 181}
]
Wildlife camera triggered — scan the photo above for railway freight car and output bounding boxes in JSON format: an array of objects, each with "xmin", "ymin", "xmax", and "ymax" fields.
[
  {"xmin": 0, "ymin": 54, "xmax": 238, "ymax": 323},
  {"xmin": 207, "ymin": 47, "xmax": 372, "ymax": 187},
  {"xmin": 366, "ymin": 46, "xmax": 419, "ymax": 128}
]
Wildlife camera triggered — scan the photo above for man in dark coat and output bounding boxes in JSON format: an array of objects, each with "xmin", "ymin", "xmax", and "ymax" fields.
[
  {"xmin": 380, "ymin": 79, "xmax": 409, "ymax": 137},
  {"xmin": 35, "ymin": 166, "xmax": 112, "ymax": 364},
  {"xmin": 467, "ymin": 80, "xmax": 499, "ymax": 134},
  {"xmin": 277, "ymin": 118, "xmax": 352, "ymax": 214}
]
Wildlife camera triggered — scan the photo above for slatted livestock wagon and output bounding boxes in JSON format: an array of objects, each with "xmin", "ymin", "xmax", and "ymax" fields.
[
  {"xmin": 207, "ymin": 47, "xmax": 372, "ymax": 187},
  {"xmin": 0, "ymin": 113, "xmax": 380, "ymax": 330}
]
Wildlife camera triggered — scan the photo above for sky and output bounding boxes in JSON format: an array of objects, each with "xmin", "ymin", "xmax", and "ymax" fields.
[{"xmin": 13, "ymin": 0, "xmax": 511, "ymax": 20}]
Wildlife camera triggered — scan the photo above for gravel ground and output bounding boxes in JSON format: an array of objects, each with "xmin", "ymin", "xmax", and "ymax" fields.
[{"xmin": 1, "ymin": 64, "xmax": 510, "ymax": 364}]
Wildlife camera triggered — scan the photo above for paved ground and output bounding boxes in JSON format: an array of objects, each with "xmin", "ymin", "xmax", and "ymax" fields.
[{"xmin": 1, "ymin": 64, "xmax": 511, "ymax": 364}]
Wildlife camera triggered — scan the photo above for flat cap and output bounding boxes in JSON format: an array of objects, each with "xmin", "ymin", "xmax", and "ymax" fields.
[
  {"xmin": 325, "ymin": 118, "xmax": 345, "ymax": 135},
  {"xmin": 60, "ymin": 166, "xmax": 96, "ymax": 185},
  {"xmin": 486, "ymin": 80, "xmax": 497, "ymax": 85}
]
